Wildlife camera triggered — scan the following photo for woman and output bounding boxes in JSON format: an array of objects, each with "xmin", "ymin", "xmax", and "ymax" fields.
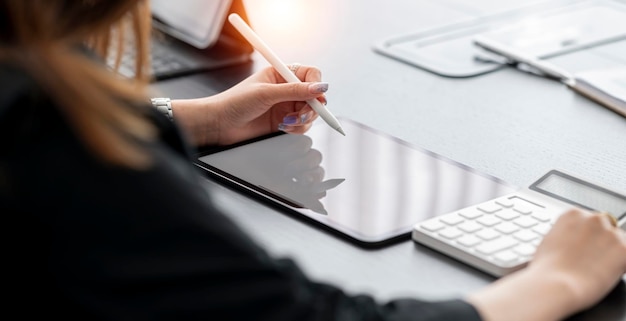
[{"xmin": 1, "ymin": 1, "xmax": 625, "ymax": 320}]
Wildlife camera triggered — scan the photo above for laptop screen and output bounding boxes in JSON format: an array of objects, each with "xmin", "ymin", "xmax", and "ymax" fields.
[{"xmin": 151, "ymin": 0, "xmax": 233, "ymax": 49}]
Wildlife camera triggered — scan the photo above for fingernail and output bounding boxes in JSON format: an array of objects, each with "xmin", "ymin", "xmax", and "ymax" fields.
[
  {"xmin": 300, "ymin": 111, "xmax": 314, "ymax": 123},
  {"xmin": 282, "ymin": 115, "xmax": 299, "ymax": 125},
  {"xmin": 278, "ymin": 123, "xmax": 295, "ymax": 133},
  {"xmin": 308, "ymin": 82, "xmax": 329, "ymax": 94}
]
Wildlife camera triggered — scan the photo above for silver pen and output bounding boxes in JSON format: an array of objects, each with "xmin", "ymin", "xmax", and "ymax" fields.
[
  {"xmin": 228, "ymin": 13, "xmax": 346, "ymax": 136},
  {"xmin": 474, "ymin": 35, "xmax": 626, "ymax": 118}
]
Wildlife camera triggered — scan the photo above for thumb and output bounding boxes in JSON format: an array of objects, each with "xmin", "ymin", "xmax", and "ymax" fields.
[{"xmin": 264, "ymin": 82, "xmax": 328, "ymax": 104}]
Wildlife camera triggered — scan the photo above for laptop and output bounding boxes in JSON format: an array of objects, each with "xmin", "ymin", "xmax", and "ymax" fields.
[{"xmin": 111, "ymin": 0, "xmax": 253, "ymax": 81}]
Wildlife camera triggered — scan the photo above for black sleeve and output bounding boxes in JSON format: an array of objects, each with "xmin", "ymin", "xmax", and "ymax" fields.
[
  {"xmin": 3, "ymin": 79, "xmax": 483, "ymax": 321},
  {"xmin": 33, "ymin": 144, "xmax": 481, "ymax": 321}
]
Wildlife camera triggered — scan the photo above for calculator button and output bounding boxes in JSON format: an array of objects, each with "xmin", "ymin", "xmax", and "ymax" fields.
[
  {"xmin": 513, "ymin": 244, "xmax": 536, "ymax": 257},
  {"xmin": 477, "ymin": 215, "xmax": 501, "ymax": 227},
  {"xmin": 459, "ymin": 210, "xmax": 483, "ymax": 220},
  {"xmin": 476, "ymin": 237, "xmax": 518, "ymax": 255},
  {"xmin": 457, "ymin": 235, "xmax": 482, "ymax": 247},
  {"xmin": 495, "ymin": 222, "xmax": 520, "ymax": 235},
  {"xmin": 440, "ymin": 214, "xmax": 465, "ymax": 226},
  {"xmin": 513, "ymin": 216, "xmax": 538, "ymax": 228},
  {"xmin": 513, "ymin": 204, "xmax": 533, "ymax": 215},
  {"xmin": 458, "ymin": 221, "xmax": 483, "ymax": 233},
  {"xmin": 494, "ymin": 250, "xmax": 519, "ymax": 264},
  {"xmin": 476, "ymin": 229, "xmax": 500, "ymax": 241},
  {"xmin": 495, "ymin": 198, "xmax": 515, "ymax": 208},
  {"xmin": 532, "ymin": 224, "xmax": 551, "ymax": 236},
  {"xmin": 477, "ymin": 203, "xmax": 502, "ymax": 214},
  {"xmin": 439, "ymin": 228, "xmax": 463, "ymax": 240},
  {"xmin": 496, "ymin": 209, "xmax": 520, "ymax": 221},
  {"xmin": 513, "ymin": 230, "xmax": 539, "ymax": 242},
  {"xmin": 531, "ymin": 211, "xmax": 552, "ymax": 223},
  {"xmin": 420, "ymin": 220, "xmax": 446, "ymax": 232}
]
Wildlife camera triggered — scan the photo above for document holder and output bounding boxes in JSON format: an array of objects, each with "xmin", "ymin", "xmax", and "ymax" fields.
[{"xmin": 374, "ymin": 0, "xmax": 626, "ymax": 78}]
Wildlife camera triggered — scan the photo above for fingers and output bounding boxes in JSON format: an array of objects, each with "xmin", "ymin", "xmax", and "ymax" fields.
[
  {"xmin": 556, "ymin": 209, "xmax": 621, "ymax": 232},
  {"xmin": 263, "ymin": 64, "xmax": 327, "ymax": 103},
  {"xmin": 594, "ymin": 212, "xmax": 626, "ymax": 273},
  {"xmin": 261, "ymin": 64, "xmax": 328, "ymax": 135},
  {"xmin": 595, "ymin": 211, "xmax": 618, "ymax": 228},
  {"xmin": 284, "ymin": 64, "xmax": 326, "ymax": 107},
  {"xmin": 265, "ymin": 81, "xmax": 327, "ymax": 131},
  {"xmin": 287, "ymin": 63, "xmax": 302, "ymax": 75},
  {"xmin": 287, "ymin": 63, "xmax": 322, "ymax": 83},
  {"xmin": 267, "ymin": 81, "xmax": 328, "ymax": 104},
  {"xmin": 531, "ymin": 209, "xmax": 626, "ymax": 310},
  {"xmin": 549, "ymin": 209, "xmax": 626, "ymax": 270},
  {"xmin": 590, "ymin": 211, "xmax": 626, "ymax": 273},
  {"xmin": 278, "ymin": 105, "xmax": 319, "ymax": 134},
  {"xmin": 550, "ymin": 209, "xmax": 620, "ymax": 239}
]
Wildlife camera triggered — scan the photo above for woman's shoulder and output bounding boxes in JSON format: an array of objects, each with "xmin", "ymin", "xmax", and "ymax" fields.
[
  {"xmin": 0, "ymin": 62, "xmax": 43, "ymax": 115},
  {"xmin": 0, "ymin": 62, "xmax": 56, "ymax": 142},
  {"xmin": 0, "ymin": 61, "xmax": 33, "ymax": 85}
]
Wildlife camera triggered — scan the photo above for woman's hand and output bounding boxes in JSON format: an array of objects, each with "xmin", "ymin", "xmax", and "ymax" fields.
[
  {"xmin": 528, "ymin": 210, "xmax": 626, "ymax": 311},
  {"xmin": 467, "ymin": 209, "xmax": 626, "ymax": 321},
  {"xmin": 170, "ymin": 65, "xmax": 328, "ymax": 146}
]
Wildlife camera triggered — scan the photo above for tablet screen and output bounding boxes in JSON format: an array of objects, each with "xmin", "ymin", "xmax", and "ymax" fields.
[
  {"xmin": 151, "ymin": 0, "xmax": 232, "ymax": 48},
  {"xmin": 196, "ymin": 118, "xmax": 516, "ymax": 246}
]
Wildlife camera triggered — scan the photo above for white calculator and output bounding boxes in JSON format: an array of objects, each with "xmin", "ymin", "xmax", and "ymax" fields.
[{"xmin": 412, "ymin": 170, "xmax": 626, "ymax": 277}]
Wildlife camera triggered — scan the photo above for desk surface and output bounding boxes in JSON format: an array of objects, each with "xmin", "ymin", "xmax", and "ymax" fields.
[{"xmin": 155, "ymin": 0, "xmax": 626, "ymax": 319}]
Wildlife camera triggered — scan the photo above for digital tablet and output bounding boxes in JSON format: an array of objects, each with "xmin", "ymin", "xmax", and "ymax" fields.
[
  {"xmin": 195, "ymin": 118, "xmax": 517, "ymax": 247},
  {"xmin": 151, "ymin": 0, "xmax": 233, "ymax": 49}
]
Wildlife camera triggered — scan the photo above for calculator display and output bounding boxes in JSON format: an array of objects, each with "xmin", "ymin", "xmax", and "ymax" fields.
[{"xmin": 530, "ymin": 171, "xmax": 626, "ymax": 218}]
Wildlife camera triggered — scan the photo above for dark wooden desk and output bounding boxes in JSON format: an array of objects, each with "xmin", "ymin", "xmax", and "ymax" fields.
[{"xmin": 155, "ymin": 0, "xmax": 626, "ymax": 319}]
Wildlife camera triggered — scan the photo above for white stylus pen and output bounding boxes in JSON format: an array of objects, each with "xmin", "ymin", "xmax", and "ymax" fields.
[{"xmin": 228, "ymin": 13, "xmax": 346, "ymax": 136}]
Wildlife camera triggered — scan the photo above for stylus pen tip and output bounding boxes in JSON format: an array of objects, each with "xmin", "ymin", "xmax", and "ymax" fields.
[{"xmin": 335, "ymin": 126, "xmax": 346, "ymax": 136}]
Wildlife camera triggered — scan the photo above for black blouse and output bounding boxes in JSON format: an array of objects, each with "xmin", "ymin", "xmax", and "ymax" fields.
[{"xmin": 0, "ymin": 64, "xmax": 482, "ymax": 321}]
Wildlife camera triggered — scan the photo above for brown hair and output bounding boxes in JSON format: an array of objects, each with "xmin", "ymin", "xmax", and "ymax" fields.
[{"xmin": 0, "ymin": 0, "xmax": 156, "ymax": 167}]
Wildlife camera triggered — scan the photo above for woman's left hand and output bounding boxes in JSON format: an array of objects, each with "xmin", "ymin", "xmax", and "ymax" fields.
[{"xmin": 170, "ymin": 65, "xmax": 328, "ymax": 146}]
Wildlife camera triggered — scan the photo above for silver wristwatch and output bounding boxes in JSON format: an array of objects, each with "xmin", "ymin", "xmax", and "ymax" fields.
[{"xmin": 150, "ymin": 97, "xmax": 173, "ymax": 121}]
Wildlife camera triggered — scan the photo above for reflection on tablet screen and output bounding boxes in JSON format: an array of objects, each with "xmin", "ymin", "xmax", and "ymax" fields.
[{"xmin": 197, "ymin": 118, "xmax": 516, "ymax": 246}]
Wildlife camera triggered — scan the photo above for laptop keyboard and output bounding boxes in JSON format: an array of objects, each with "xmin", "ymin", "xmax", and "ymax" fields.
[{"xmin": 108, "ymin": 40, "xmax": 192, "ymax": 80}]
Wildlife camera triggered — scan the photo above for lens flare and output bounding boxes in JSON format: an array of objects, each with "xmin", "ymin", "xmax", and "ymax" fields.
[{"xmin": 245, "ymin": 0, "xmax": 329, "ymax": 50}]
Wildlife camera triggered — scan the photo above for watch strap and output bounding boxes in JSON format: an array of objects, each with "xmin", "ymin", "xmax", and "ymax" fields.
[{"xmin": 150, "ymin": 97, "xmax": 173, "ymax": 121}]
